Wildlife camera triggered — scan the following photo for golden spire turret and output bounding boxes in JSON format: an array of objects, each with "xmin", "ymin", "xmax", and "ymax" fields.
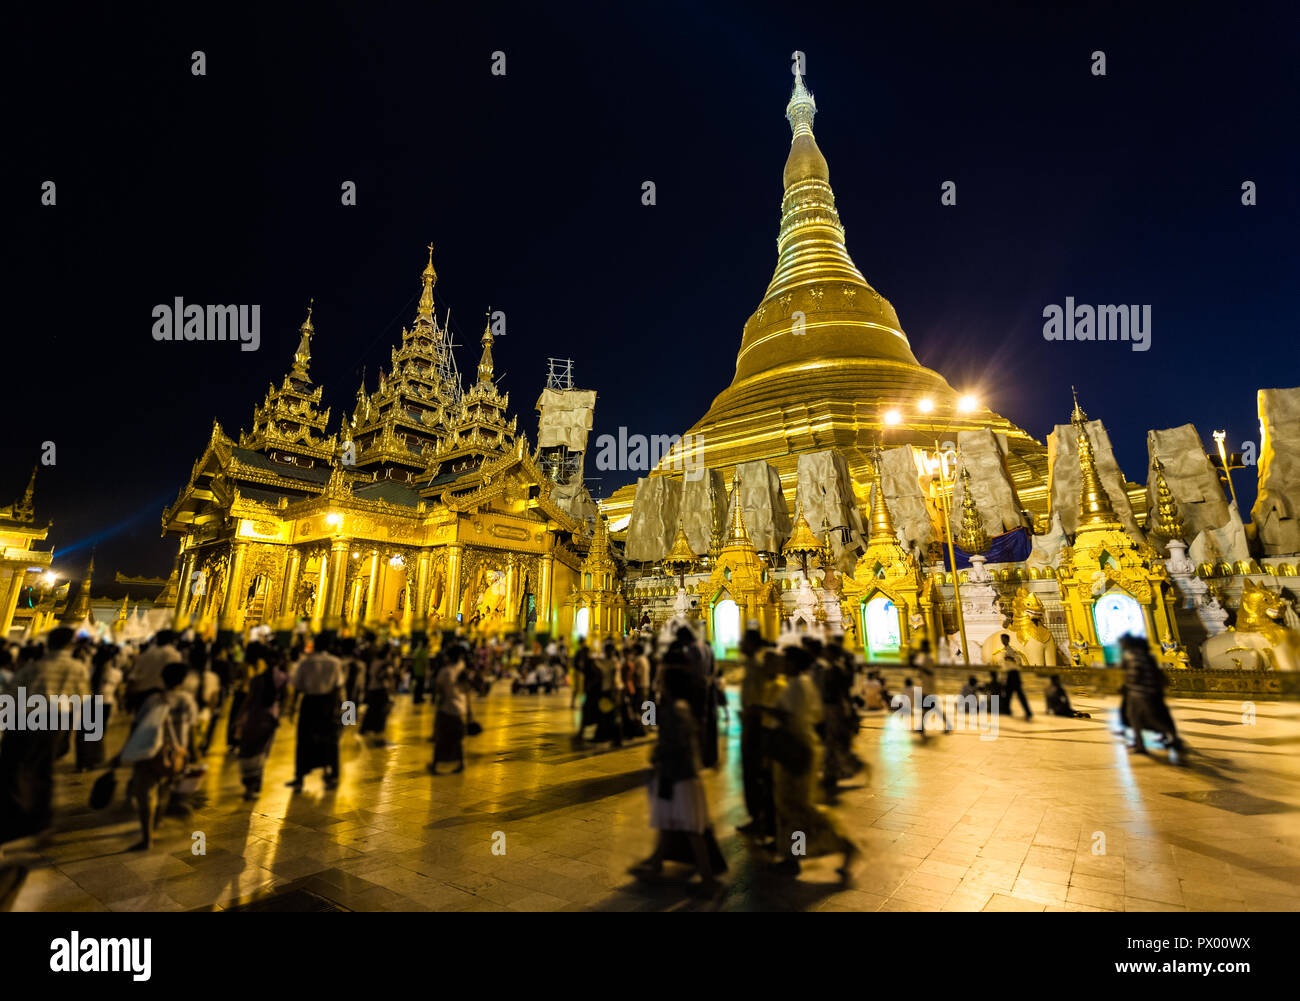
[
  {"xmin": 782, "ymin": 496, "xmax": 824, "ymax": 562},
  {"xmin": 663, "ymin": 519, "xmax": 699, "ymax": 577},
  {"xmin": 867, "ymin": 452, "xmax": 898, "ymax": 545},
  {"xmin": 477, "ymin": 319, "xmax": 495, "ymax": 385},
  {"xmin": 582, "ymin": 515, "xmax": 616, "ymax": 572},
  {"xmin": 1150, "ymin": 458, "xmax": 1186, "ymax": 542},
  {"xmin": 417, "ymin": 243, "xmax": 437, "ymax": 325},
  {"xmin": 955, "ymin": 466, "xmax": 989, "ymax": 554},
  {"xmin": 1071, "ymin": 389, "xmax": 1119, "ymax": 530},
  {"xmin": 291, "ymin": 300, "xmax": 314, "ymax": 382}
]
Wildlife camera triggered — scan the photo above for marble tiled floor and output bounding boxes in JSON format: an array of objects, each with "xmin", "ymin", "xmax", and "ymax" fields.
[{"xmin": 4, "ymin": 682, "xmax": 1299, "ymax": 912}]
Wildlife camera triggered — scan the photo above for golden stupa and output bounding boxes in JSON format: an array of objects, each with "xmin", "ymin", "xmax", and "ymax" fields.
[{"xmin": 607, "ymin": 71, "xmax": 1048, "ymax": 522}]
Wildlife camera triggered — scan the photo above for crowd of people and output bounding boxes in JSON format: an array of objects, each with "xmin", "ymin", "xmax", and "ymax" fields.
[{"xmin": 0, "ymin": 615, "xmax": 1187, "ymax": 906}]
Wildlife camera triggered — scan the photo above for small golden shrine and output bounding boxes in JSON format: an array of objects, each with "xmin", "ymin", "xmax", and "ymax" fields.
[
  {"xmin": 841, "ymin": 452, "xmax": 938, "ymax": 660},
  {"xmin": 1056, "ymin": 393, "xmax": 1182, "ymax": 666},
  {"xmin": 702, "ymin": 477, "xmax": 781, "ymax": 651},
  {"xmin": 572, "ymin": 515, "xmax": 626, "ymax": 644}
]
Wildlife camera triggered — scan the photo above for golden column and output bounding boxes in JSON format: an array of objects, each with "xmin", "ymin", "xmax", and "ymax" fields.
[
  {"xmin": 310, "ymin": 554, "xmax": 329, "ymax": 632},
  {"xmin": 538, "ymin": 552, "xmax": 554, "ymax": 634},
  {"xmin": 446, "ymin": 544, "xmax": 464, "ymax": 624},
  {"xmin": 505, "ymin": 555, "xmax": 520, "ymax": 629},
  {"xmin": 414, "ymin": 551, "xmax": 432, "ymax": 633},
  {"xmin": 279, "ymin": 547, "xmax": 302, "ymax": 628},
  {"xmin": 0, "ymin": 567, "xmax": 27, "ymax": 637},
  {"xmin": 219, "ymin": 541, "xmax": 248, "ymax": 632},
  {"xmin": 174, "ymin": 548, "xmax": 198, "ymax": 627},
  {"xmin": 400, "ymin": 557, "xmax": 414, "ymax": 634},
  {"xmin": 324, "ymin": 538, "xmax": 350, "ymax": 629},
  {"xmin": 364, "ymin": 551, "xmax": 380, "ymax": 626}
]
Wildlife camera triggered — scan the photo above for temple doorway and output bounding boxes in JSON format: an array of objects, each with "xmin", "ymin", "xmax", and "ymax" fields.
[
  {"xmin": 1093, "ymin": 589, "xmax": 1147, "ymax": 663},
  {"xmin": 863, "ymin": 594, "xmax": 902, "ymax": 660},
  {"xmin": 712, "ymin": 596, "xmax": 740, "ymax": 660}
]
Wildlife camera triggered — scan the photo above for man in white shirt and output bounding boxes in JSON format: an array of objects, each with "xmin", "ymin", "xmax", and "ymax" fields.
[
  {"xmin": 127, "ymin": 631, "xmax": 183, "ymax": 711},
  {"xmin": 287, "ymin": 637, "xmax": 345, "ymax": 791}
]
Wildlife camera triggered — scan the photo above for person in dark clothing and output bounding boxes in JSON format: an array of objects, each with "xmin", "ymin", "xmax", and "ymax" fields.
[
  {"xmin": 983, "ymin": 669, "xmax": 1007, "ymax": 714},
  {"xmin": 1045, "ymin": 674, "xmax": 1091, "ymax": 718},
  {"xmin": 1121, "ymin": 635, "xmax": 1184, "ymax": 760},
  {"xmin": 1002, "ymin": 659, "xmax": 1033, "ymax": 719},
  {"xmin": 736, "ymin": 631, "xmax": 777, "ymax": 842}
]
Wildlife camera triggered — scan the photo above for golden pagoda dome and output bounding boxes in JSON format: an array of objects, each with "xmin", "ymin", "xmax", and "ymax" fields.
[{"xmin": 605, "ymin": 66, "xmax": 1049, "ymax": 527}]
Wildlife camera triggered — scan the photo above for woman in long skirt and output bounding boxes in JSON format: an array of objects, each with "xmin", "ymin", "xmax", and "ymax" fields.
[
  {"xmin": 236, "ymin": 644, "xmax": 290, "ymax": 801},
  {"xmin": 767, "ymin": 647, "xmax": 856, "ymax": 880},
  {"xmin": 359, "ymin": 648, "xmax": 394, "ymax": 747},
  {"xmin": 429, "ymin": 646, "xmax": 470, "ymax": 774},
  {"xmin": 630, "ymin": 659, "xmax": 724, "ymax": 892}
]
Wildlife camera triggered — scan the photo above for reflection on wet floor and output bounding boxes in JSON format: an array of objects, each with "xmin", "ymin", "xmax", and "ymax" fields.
[{"xmin": 4, "ymin": 686, "xmax": 1299, "ymax": 911}]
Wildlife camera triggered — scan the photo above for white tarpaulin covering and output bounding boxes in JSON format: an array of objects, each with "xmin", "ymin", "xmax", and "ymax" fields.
[
  {"xmin": 625, "ymin": 476, "xmax": 682, "ymax": 563},
  {"xmin": 1027, "ymin": 510, "xmax": 1068, "ymax": 569},
  {"xmin": 1190, "ymin": 502, "xmax": 1251, "ymax": 565},
  {"xmin": 1047, "ymin": 418, "xmax": 1144, "ymax": 541},
  {"xmin": 795, "ymin": 449, "xmax": 866, "ymax": 573},
  {"xmin": 1145, "ymin": 423, "xmax": 1231, "ymax": 541},
  {"xmin": 679, "ymin": 468, "xmax": 727, "ymax": 556},
  {"xmin": 877, "ymin": 445, "xmax": 938, "ymax": 556},
  {"xmin": 955, "ymin": 430, "xmax": 1030, "ymax": 535},
  {"xmin": 1253, "ymin": 386, "xmax": 1300, "ymax": 556},
  {"xmin": 724, "ymin": 460, "xmax": 792, "ymax": 553},
  {"xmin": 535, "ymin": 389, "xmax": 597, "ymax": 451}
]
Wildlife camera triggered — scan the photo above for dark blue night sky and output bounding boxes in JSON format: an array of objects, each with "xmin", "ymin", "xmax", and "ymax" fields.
[{"xmin": 9, "ymin": 0, "xmax": 1298, "ymax": 579}]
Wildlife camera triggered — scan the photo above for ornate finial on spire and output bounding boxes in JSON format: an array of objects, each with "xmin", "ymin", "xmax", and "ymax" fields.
[
  {"xmin": 1071, "ymin": 392, "xmax": 1118, "ymax": 530},
  {"xmin": 13, "ymin": 466, "xmax": 37, "ymax": 521},
  {"xmin": 1150, "ymin": 457, "xmax": 1186, "ymax": 542},
  {"xmin": 478, "ymin": 314, "xmax": 495, "ymax": 385},
  {"xmin": 955, "ymin": 466, "xmax": 989, "ymax": 554},
  {"xmin": 291, "ymin": 300, "xmax": 314, "ymax": 381},
  {"xmin": 417, "ymin": 244, "xmax": 437, "ymax": 325},
  {"xmin": 867, "ymin": 450, "xmax": 898, "ymax": 545},
  {"xmin": 1070, "ymin": 385, "xmax": 1087, "ymax": 427},
  {"xmin": 786, "ymin": 68, "xmax": 817, "ymax": 138}
]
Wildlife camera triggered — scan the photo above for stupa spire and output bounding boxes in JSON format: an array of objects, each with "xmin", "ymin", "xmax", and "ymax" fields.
[
  {"xmin": 1071, "ymin": 391, "xmax": 1119, "ymax": 530},
  {"xmin": 726, "ymin": 472, "xmax": 755, "ymax": 547},
  {"xmin": 867, "ymin": 452, "xmax": 898, "ymax": 545}
]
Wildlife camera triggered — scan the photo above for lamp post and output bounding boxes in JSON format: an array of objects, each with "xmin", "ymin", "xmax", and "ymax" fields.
[
  {"xmin": 925, "ymin": 444, "xmax": 971, "ymax": 665},
  {"xmin": 1212, "ymin": 430, "xmax": 1239, "ymax": 510}
]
